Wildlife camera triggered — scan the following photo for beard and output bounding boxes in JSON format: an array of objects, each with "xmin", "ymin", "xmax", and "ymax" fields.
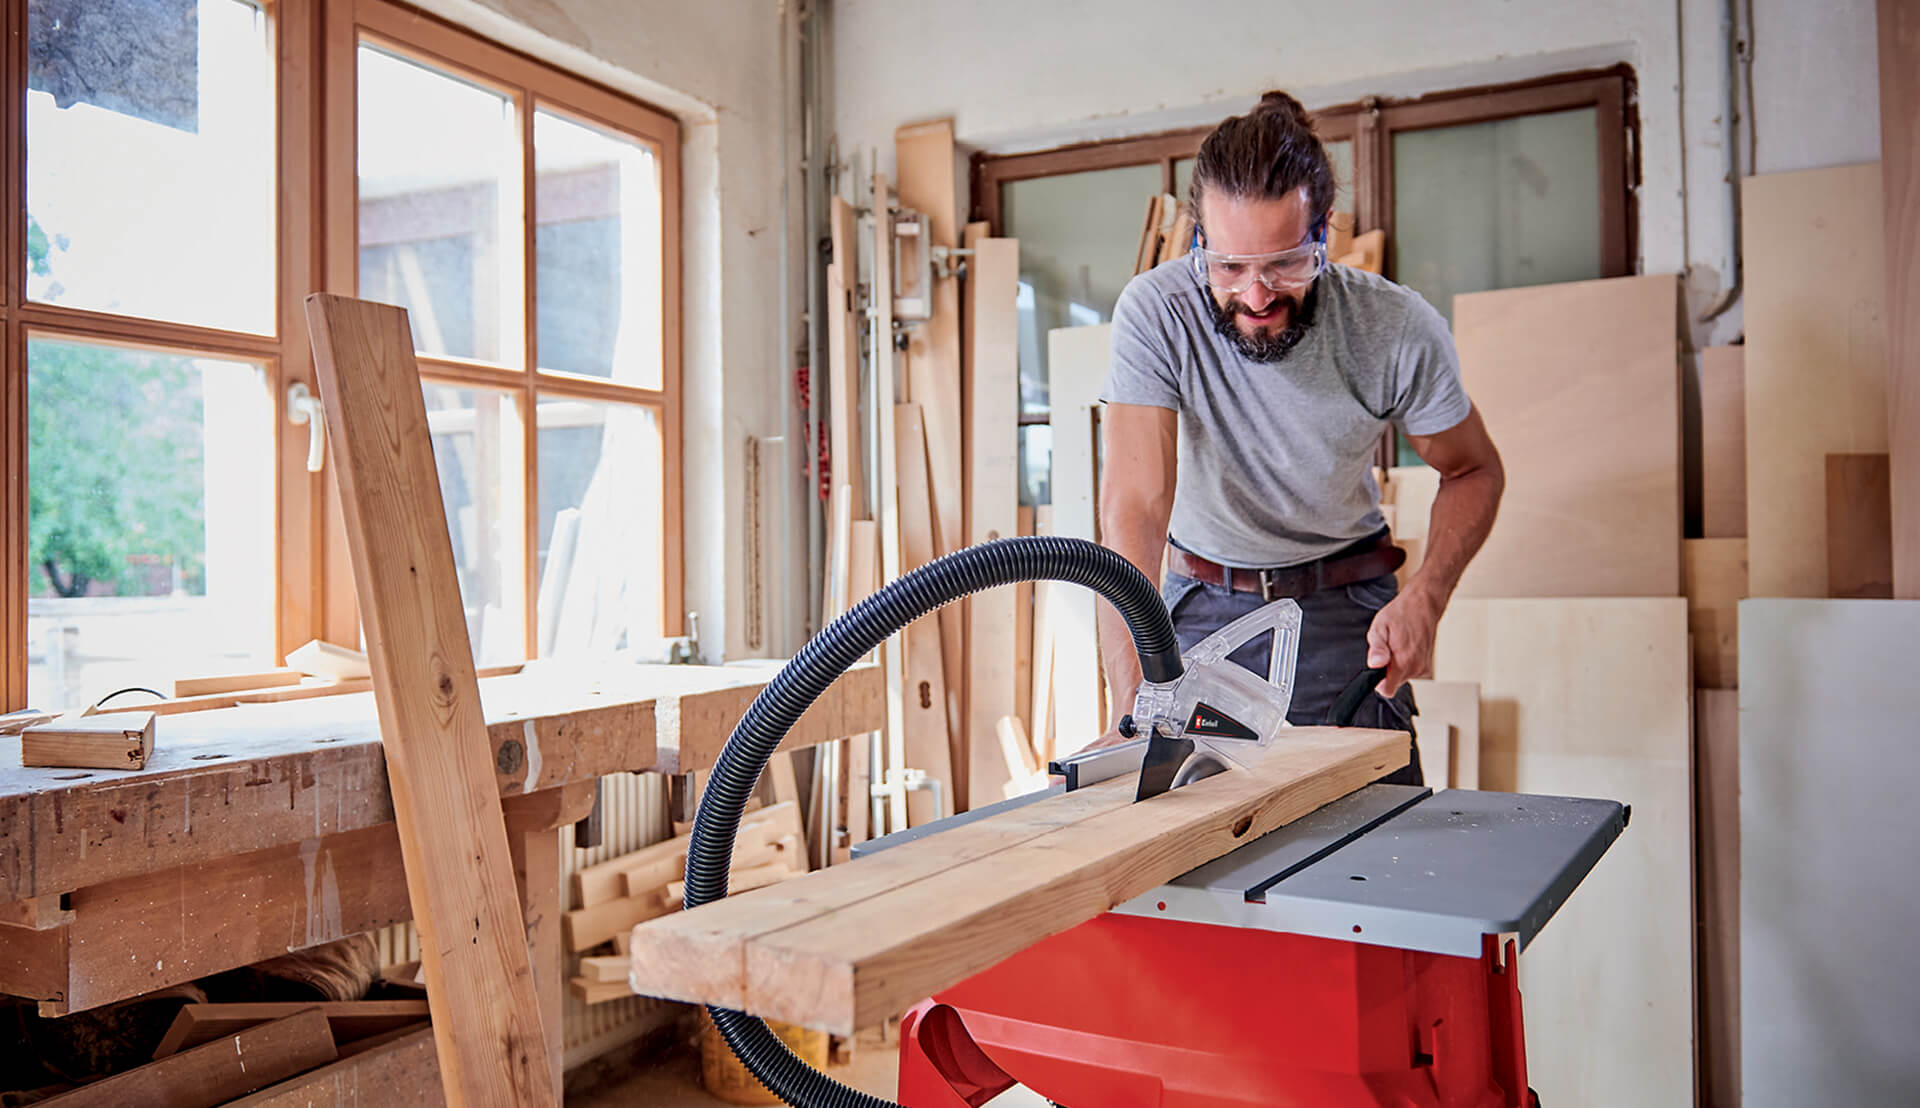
[{"xmin": 1207, "ymin": 279, "xmax": 1320, "ymax": 363}]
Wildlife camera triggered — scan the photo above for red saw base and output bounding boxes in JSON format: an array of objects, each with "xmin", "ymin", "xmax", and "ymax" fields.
[{"xmin": 897, "ymin": 912, "xmax": 1536, "ymax": 1108}]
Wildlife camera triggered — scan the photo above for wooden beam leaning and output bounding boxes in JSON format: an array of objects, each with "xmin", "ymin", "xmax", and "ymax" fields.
[
  {"xmin": 628, "ymin": 727, "xmax": 1405, "ymax": 1034},
  {"xmin": 1881, "ymin": 0, "xmax": 1920, "ymax": 597},
  {"xmin": 305, "ymin": 294, "xmax": 557, "ymax": 1106}
]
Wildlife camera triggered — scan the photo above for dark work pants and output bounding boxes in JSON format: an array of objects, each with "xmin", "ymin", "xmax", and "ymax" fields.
[{"xmin": 1160, "ymin": 569, "xmax": 1424, "ymax": 786}]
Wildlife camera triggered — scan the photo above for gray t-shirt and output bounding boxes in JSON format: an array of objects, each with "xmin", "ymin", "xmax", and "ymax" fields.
[{"xmin": 1101, "ymin": 257, "xmax": 1471, "ymax": 568}]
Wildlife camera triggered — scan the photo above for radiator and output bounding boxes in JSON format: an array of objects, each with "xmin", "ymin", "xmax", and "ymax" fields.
[{"xmin": 371, "ymin": 769, "xmax": 684, "ymax": 1069}]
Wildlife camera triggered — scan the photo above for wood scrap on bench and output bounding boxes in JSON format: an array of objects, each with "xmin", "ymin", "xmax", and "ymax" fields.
[
  {"xmin": 41, "ymin": 1007, "xmax": 337, "ymax": 1108},
  {"xmin": 21, "ymin": 712, "xmax": 155, "ymax": 770},
  {"xmin": 627, "ymin": 727, "xmax": 1406, "ymax": 1034},
  {"xmin": 306, "ymin": 293, "xmax": 557, "ymax": 1105},
  {"xmin": 152, "ymin": 1000, "xmax": 430, "ymax": 1059}
]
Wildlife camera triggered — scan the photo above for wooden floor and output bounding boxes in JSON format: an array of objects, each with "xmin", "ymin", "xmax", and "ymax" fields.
[{"xmin": 565, "ymin": 1028, "xmax": 1050, "ymax": 1107}]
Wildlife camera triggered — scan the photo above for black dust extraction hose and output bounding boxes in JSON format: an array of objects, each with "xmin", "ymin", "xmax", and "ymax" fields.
[{"xmin": 682, "ymin": 535, "xmax": 1182, "ymax": 1108}]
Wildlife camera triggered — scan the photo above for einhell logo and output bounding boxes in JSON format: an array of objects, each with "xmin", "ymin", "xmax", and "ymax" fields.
[{"xmin": 1188, "ymin": 703, "xmax": 1257, "ymax": 741}]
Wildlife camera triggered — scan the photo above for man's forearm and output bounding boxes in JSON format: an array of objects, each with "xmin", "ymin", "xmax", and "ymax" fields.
[
  {"xmin": 1407, "ymin": 466, "xmax": 1503, "ymax": 603},
  {"xmin": 1096, "ymin": 516, "xmax": 1167, "ymax": 726}
]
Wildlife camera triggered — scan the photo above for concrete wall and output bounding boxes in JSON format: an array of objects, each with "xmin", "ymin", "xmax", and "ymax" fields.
[
  {"xmin": 831, "ymin": 0, "xmax": 1884, "ymax": 348},
  {"xmin": 415, "ymin": 0, "xmax": 806, "ymax": 662}
]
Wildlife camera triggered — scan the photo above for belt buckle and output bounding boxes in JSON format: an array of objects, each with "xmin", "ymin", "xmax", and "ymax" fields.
[{"xmin": 1259, "ymin": 569, "xmax": 1277, "ymax": 602}]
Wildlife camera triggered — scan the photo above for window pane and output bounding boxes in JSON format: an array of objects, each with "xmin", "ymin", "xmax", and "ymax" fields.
[
  {"xmin": 536, "ymin": 399, "xmax": 664, "ymax": 655},
  {"xmin": 27, "ymin": 0, "xmax": 274, "ymax": 333},
  {"xmin": 26, "ymin": 337, "xmax": 272, "ymax": 710},
  {"xmin": 1002, "ymin": 163, "xmax": 1160, "ymax": 417},
  {"xmin": 358, "ymin": 44, "xmax": 523, "ymax": 364},
  {"xmin": 1392, "ymin": 107, "xmax": 1601, "ymax": 325},
  {"xmin": 535, "ymin": 110, "xmax": 663, "ymax": 388},
  {"xmin": 1018, "ymin": 424, "xmax": 1052, "ymax": 507},
  {"xmin": 1176, "ymin": 138, "xmax": 1354, "ymax": 215},
  {"xmin": 425, "ymin": 385, "xmax": 525, "ymax": 665}
]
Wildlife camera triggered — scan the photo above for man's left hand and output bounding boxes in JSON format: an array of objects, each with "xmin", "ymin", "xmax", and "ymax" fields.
[{"xmin": 1364, "ymin": 582, "xmax": 1445, "ymax": 698}]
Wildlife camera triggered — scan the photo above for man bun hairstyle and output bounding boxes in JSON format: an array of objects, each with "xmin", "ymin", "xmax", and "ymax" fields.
[{"xmin": 1188, "ymin": 90, "xmax": 1336, "ymax": 240}]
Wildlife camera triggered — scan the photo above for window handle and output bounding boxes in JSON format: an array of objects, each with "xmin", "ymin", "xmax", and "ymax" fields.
[{"xmin": 288, "ymin": 382, "xmax": 326, "ymax": 472}]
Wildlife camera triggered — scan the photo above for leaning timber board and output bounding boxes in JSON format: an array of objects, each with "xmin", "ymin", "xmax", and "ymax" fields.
[
  {"xmin": 1045, "ymin": 325, "xmax": 1110, "ymax": 750},
  {"xmin": 1699, "ymin": 346, "xmax": 1747, "ymax": 539},
  {"xmin": 894, "ymin": 403, "xmax": 957, "ymax": 826},
  {"xmin": 1739, "ymin": 599, "xmax": 1920, "ymax": 1106},
  {"xmin": 1432, "ymin": 598, "xmax": 1693, "ymax": 1107},
  {"xmin": 1684, "ymin": 538, "xmax": 1747, "ymax": 690},
  {"xmin": 1743, "ymin": 165, "xmax": 1889, "ymax": 597},
  {"xmin": 1695, "ymin": 687, "xmax": 1740, "ymax": 1108},
  {"xmin": 223, "ymin": 1023, "xmax": 444, "ymax": 1107},
  {"xmin": 1880, "ymin": 1, "xmax": 1920, "ymax": 598},
  {"xmin": 308, "ymin": 294, "xmax": 556, "ymax": 1104},
  {"xmin": 627, "ymin": 727, "xmax": 1406, "ymax": 1034},
  {"xmin": 1450, "ymin": 274, "xmax": 1682, "ymax": 597}
]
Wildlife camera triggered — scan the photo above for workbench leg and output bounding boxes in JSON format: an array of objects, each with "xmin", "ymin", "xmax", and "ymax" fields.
[{"xmin": 504, "ymin": 781, "xmax": 595, "ymax": 1104}]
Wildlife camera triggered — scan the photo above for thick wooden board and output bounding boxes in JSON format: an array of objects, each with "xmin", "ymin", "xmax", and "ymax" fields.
[
  {"xmin": 1739, "ymin": 600, "xmax": 1920, "ymax": 1105},
  {"xmin": 1696, "ymin": 687, "xmax": 1740, "ymax": 1108},
  {"xmin": 1451, "ymin": 275, "xmax": 1682, "ymax": 597},
  {"xmin": 1744, "ymin": 166, "xmax": 1889, "ymax": 597},
  {"xmin": 898, "ymin": 126, "xmax": 968, "ymax": 755},
  {"xmin": 964, "ymin": 235, "xmax": 1022, "ymax": 810},
  {"xmin": 154, "ymin": 1000, "xmax": 431, "ymax": 1058},
  {"xmin": 41, "ymin": 1008, "xmax": 337, "ymax": 1108},
  {"xmin": 1824, "ymin": 453, "xmax": 1894, "ymax": 598},
  {"xmin": 894, "ymin": 404, "xmax": 957, "ymax": 826},
  {"xmin": 223, "ymin": 1024, "xmax": 442, "ymax": 1107},
  {"xmin": 1407, "ymin": 679, "xmax": 1478, "ymax": 789},
  {"xmin": 22, "ymin": 712, "xmax": 154, "ymax": 770},
  {"xmin": 1046, "ymin": 325, "xmax": 1110, "ymax": 749},
  {"xmin": 1685, "ymin": 538, "xmax": 1747, "ymax": 689},
  {"xmin": 628, "ymin": 727, "xmax": 1406, "ymax": 1033},
  {"xmin": 173, "ymin": 669, "xmax": 302, "ymax": 698},
  {"xmin": 1882, "ymin": 0, "xmax": 1920, "ymax": 598},
  {"xmin": 1432, "ymin": 598, "xmax": 1693, "ymax": 1106},
  {"xmin": 305, "ymin": 293, "xmax": 556, "ymax": 1105},
  {"xmin": 1700, "ymin": 346, "xmax": 1748, "ymax": 539}
]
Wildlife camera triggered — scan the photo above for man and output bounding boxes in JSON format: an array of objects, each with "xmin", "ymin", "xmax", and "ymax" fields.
[{"xmin": 1095, "ymin": 90, "xmax": 1504, "ymax": 784}]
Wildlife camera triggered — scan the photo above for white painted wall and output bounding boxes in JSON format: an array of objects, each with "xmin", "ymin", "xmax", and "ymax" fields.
[
  {"xmin": 831, "ymin": 0, "xmax": 1883, "ymax": 346},
  {"xmin": 413, "ymin": 0, "xmax": 807, "ymax": 662}
]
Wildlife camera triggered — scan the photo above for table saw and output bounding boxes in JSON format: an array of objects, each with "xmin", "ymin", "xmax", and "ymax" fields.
[{"xmin": 864, "ymin": 756, "xmax": 1625, "ymax": 1108}]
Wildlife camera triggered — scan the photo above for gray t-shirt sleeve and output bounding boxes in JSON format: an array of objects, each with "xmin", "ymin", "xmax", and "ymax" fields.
[
  {"xmin": 1389, "ymin": 293, "xmax": 1473, "ymax": 437},
  {"xmin": 1100, "ymin": 277, "xmax": 1183, "ymax": 410}
]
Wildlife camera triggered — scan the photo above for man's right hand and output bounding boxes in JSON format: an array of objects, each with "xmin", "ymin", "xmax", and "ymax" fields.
[{"xmin": 1083, "ymin": 724, "xmax": 1134, "ymax": 753}]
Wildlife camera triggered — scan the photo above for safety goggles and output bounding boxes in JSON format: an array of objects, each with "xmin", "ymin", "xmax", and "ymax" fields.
[{"xmin": 1191, "ymin": 239, "xmax": 1328, "ymax": 295}]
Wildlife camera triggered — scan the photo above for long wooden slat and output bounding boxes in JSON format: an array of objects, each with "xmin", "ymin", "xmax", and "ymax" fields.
[
  {"xmin": 871, "ymin": 173, "xmax": 910, "ymax": 837},
  {"xmin": 1451, "ymin": 275, "xmax": 1682, "ymax": 597},
  {"xmin": 894, "ymin": 404, "xmax": 957, "ymax": 826},
  {"xmin": 1696, "ymin": 687, "xmax": 1741, "ymax": 1108},
  {"xmin": 41, "ymin": 1008, "xmax": 337, "ymax": 1108},
  {"xmin": 1882, "ymin": 0, "xmax": 1920, "ymax": 598},
  {"xmin": 963, "ymin": 232, "xmax": 1022, "ymax": 810},
  {"xmin": 1700, "ymin": 346, "xmax": 1748, "ymax": 539},
  {"xmin": 629, "ymin": 727, "xmax": 1405, "ymax": 1033},
  {"xmin": 1744, "ymin": 166, "xmax": 1888, "ymax": 597},
  {"xmin": 305, "ymin": 293, "xmax": 556, "ymax": 1105},
  {"xmin": 1433, "ymin": 598, "xmax": 1692, "ymax": 1106}
]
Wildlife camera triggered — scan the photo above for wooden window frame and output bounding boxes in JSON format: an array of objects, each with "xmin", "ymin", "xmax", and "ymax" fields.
[{"xmin": 2, "ymin": 0, "xmax": 684, "ymax": 711}]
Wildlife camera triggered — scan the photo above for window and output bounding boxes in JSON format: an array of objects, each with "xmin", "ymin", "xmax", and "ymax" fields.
[
  {"xmin": 975, "ymin": 67, "xmax": 1635, "ymax": 488},
  {"xmin": 3, "ymin": 0, "xmax": 682, "ymax": 712}
]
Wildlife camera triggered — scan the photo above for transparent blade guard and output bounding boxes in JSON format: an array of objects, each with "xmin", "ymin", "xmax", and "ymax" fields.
[{"xmin": 1131, "ymin": 598, "xmax": 1303, "ymax": 771}]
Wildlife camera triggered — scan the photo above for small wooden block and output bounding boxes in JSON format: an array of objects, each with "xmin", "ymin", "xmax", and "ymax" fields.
[
  {"xmin": 569, "ymin": 976, "xmax": 635, "ymax": 1005},
  {"xmin": 22, "ymin": 712, "xmax": 155, "ymax": 770},
  {"xmin": 578, "ymin": 955, "xmax": 630, "ymax": 984}
]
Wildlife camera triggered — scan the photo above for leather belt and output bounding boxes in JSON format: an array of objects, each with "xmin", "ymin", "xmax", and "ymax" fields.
[{"xmin": 1166, "ymin": 535, "xmax": 1407, "ymax": 601}]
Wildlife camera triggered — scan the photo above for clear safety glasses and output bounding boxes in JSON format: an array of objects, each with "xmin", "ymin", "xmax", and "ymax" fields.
[{"xmin": 1191, "ymin": 239, "xmax": 1328, "ymax": 295}]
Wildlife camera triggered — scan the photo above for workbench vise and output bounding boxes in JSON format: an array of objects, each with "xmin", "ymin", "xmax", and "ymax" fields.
[{"xmin": 860, "ymin": 778, "xmax": 1626, "ymax": 1107}]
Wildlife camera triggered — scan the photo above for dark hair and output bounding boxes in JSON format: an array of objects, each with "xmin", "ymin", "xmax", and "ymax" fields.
[{"xmin": 1188, "ymin": 90, "xmax": 1335, "ymax": 239}]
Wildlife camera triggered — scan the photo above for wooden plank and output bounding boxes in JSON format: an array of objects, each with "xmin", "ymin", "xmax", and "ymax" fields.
[
  {"xmin": 1432, "ymin": 598, "xmax": 1693, "ymax": 1106},
  {"xmin": 1824, "ymin": 453, "xmax": 1894, "ymax": 598},
  {"xmin": 41, "ymin": 1008, "xmax": 337, "ymax": 1108},
  {"xmin": 153, "ymin": 1000, "xmax": 431, "ymax": 1059},
  {"xmin": 1451, "ymin": 275, "xmax": 1682, "ymax": 597},
  {"xmin": 223, "ymin": 1024, "xmax": 442, "ymax": 1107},
  {"xmin": 826, "ymin": 200, "xmax": 867, "ymax": 522},
  {"xmin": 1700, "ymin": 346, "xmax": 1748, "ymax": 538},
  {"xmin": 564, "ymin": 890, "xmax": 673, "ymax": 952},
  {"xmin": 894, "ymin": 403, "xmax": 957, "ymax": 826},
  {"xmin": 0, "ymin": 894, "xmax": 73, "ymax": 931},
  {"xmin": 1745, "ymin": 166, "xmax": 1889, "ymax": 597},
  {"xmin": 964, "ymin": 232, "xmax": 1022, "ymax": 811},
  {"xmin": 1383, "ymin": 465, "xmax": 1440, "ymax": 587},
  {"xmin": 173, "ymin": 669, "xmax": 302, "ymax": 698},
  {"xmin": 1684, "ymin": 538, "xmax": 1748, "ymax": 689},
  {"xmin": 897, "ymin": 129, "xmax": 968, "ymax": 766},
  {"xmin": 1882, "ymin": 0, "xmax": 1920, "ymax": 598},
  {"xmin": 287, "ymin": 639, "xmax": 372, "ymax": 681},
  {"xmin": 1696, "ymin": 687, "xmax": 1740, "ymax": 1108},
  {"xmin": 628, "ymin": 727, "xmax": 1406, "ymax": 1033},
  {"xmin": 1407, "ymin": 679, "xmax": 1478, "ymax": 790},
  {"xmin": 1133, "ymin": 194, "xmax": 1165, "ymax": 276},
  {"xmin": 1046, "ymin": 325, "xmax": 1110, "ymax": 750},
  {"xmin": 570, "ymin": 975, "xmax": 635, "ymax": 1005},
  {"xmin": 22, "ymin": 712, "xmax": 155, "ymax": 770},
  {"xmin": 1739, "ymin": 599, "xmax": 1920, "ymax": 1105},
  {"xmin": 305, "ymin": 293, "xmax": 557, "ymax": 1105},
  {"xmin": 579, "ymin": 954, "xmax": 630, "ymax": 983},
  {"xmin": 872, "ymin": 173, "xmax": 910, "ymax": 838}
]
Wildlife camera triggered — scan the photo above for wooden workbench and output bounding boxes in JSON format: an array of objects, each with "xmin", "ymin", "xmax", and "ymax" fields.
[{"xmin": 0, "ymin": 660, "xmax": 880, "ymax": 1096}]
